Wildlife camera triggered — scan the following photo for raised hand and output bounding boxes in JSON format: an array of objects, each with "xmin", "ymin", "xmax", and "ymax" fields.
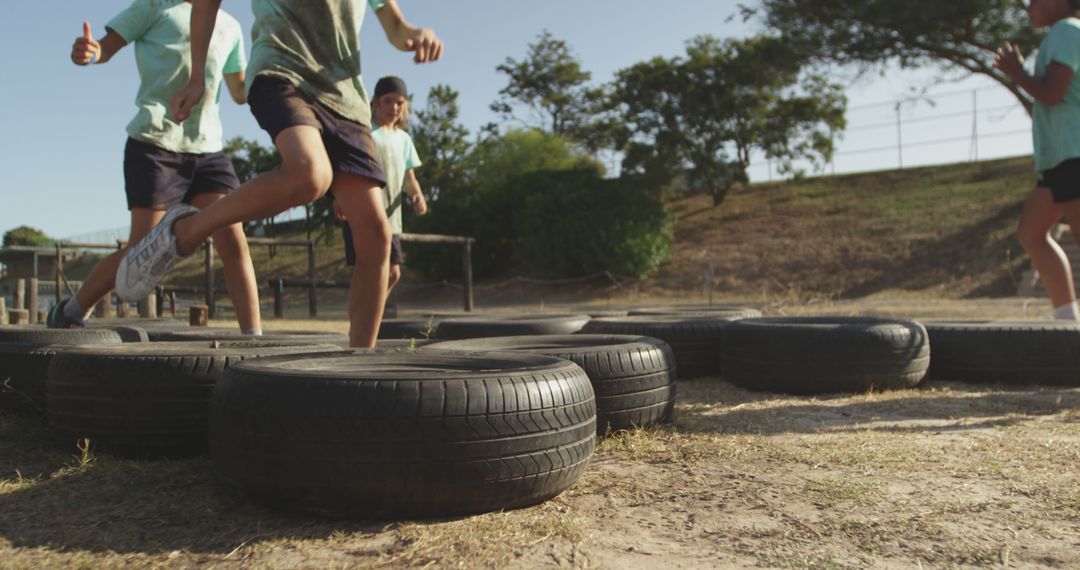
[
  {"xmin": 404, "ymin": 28, "xmax": 443, "ymax": 64},
  {"xmin": 994, "ymin": 42, "xmax": 1026, "ymax": 81},
  {"xmin": 71, "ymin": 21, "xmax": 101, "ymax": 66}
]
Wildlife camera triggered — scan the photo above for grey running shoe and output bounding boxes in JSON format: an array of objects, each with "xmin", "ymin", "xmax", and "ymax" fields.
[
  {"xmin": 46, "ymin": 298, "xmax": 86, "ymax": 328},
  {"xmin": 115, "ymin": 204, "xmax": 199, "ymax": 302}
]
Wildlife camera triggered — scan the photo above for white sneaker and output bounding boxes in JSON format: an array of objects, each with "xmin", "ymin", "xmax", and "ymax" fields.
[{"xmin": 115, "ymin": 204, "xmax": 199, "ymax": 301}]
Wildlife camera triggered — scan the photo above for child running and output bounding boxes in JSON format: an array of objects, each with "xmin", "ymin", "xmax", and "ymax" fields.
[
  {"xmin": 997, "ymin": 0, "xmax": 1080, "ymax": 320},
  {"xmin": 336, "ymin": 76, "xmax": 428, "ymax": 309},
  {"xmin": 116, "ymin": 0, "xmax": 442, "ymax": 347},
  {"xmin": 51, "ymin": 0, "xmax": 261, "ymax": 334}
]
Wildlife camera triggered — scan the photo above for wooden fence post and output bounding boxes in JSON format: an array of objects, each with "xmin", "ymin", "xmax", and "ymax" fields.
[
  {"xmin": 14, "ymin": 278, "xmax": 25, "ymax": 311},
  {"xmin": 55, "ymin": 242, "xmax": 63, "ymax": 304},
  {"xmin": 0, "ymin": 297, "xmax": 6, "ymax": 325},
  {"xmin": 117, "ymin": 293, "xmax": 131, "ymax": 318},
  {"xmin": 189, "ymin": 304, "xmax": 209, "ymax": 327},
  {"xmin": 307, "ymin": 241, "xmax": 317, "ymax": 317},
  {"xmin": 462, "ymin": 240, "xmax": 474, "ymax": 312},
  {"xmin": 27, "ymin": 278, "xmax": 38, "ymax": 324},
  {"xmin": 138, "ymin": 292, "xmax": 157, "ymax": 318},
  {"xmin": 169, "ymin": 291, "xmax": 177, "ymax": 317},
  {"xmin": 155, "ymin": 286, "xmax": 164, "ymax": 318},
  {"xmin": 204, "ymin": 238, "xmax": 216, "ymax": 320},
  {"xmin": 273, "ymin": 278, "xmax": 285, "ymax": 318},
  {"xmin": 95, "ymin": 296, "xmax": 110, "ymax": 318}
]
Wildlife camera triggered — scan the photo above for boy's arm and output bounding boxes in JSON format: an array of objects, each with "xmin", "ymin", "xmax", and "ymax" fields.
[
  {"xmin": 224, "ymin": 72, "xmax": 247, "ymax": 105},
  {"xmin": 172, "ymin": 0, "xmax": 223, "ymax": 121},
  {"xmin": 995, "ymin": 42, "xmax": 1074, "ymax": 106},
  {"xmin": 71, "ymin": 22, "xmax": 127, "ymax": 66},
  {"xmin": 404, "ymin": 170, "xmax": 428, "ymax": 215},
  {"xmin": 375, "ymin": 0, "xmax": 443, "ymax": 63}
]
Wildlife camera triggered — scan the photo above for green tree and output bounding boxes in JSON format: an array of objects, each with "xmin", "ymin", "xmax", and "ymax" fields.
[
  {"xmin": 490, "ymin": 30, "xmax": 614, "ymax": 151},
  {"xmin": 411, "ymin": 84, "xmax": 471, "ymax": 201},
  {"xmin": 408, "ymin": 129, "xmax": 602, "ymax": 278},
  {"xmin": 2, "ymin": 226, "xmax": 54, "ymax": 248},
  {"xmin": 750, "ymin": 0, "xmax": 1039, "ymax": 113},
  {"xmin": 613, "ymin": 34, "xmax": 847, "ymax": 206}
]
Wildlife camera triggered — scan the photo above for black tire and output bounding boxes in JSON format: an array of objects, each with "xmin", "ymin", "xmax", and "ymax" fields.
[
  {"xmin": 47, "ymin": 341, "xmax": 347, "ymax": 458},
  {"xmin": 717, "ymin": 317, "xmax": 930, "ymax": 394},
  {"xmin": 580, "ymin": 316, "xmax": 735, "ymax": 379},
  {"xmin": 0, "ymin": 327, "xmax": 125, "ymax": 415},
  {"xmin": 92, "ymin": 325, "xmax": 149, "ymax": 343},
  {"xmin": 924, "ymin": 320, "xmax": 1080, "ymax": 386},
  {"xmin": 431, "ymin": 335, "xmax": 676, "ymax": 433},
  {"xmin": 211, "ymin": 350, "xmax": 596, "ymax": 518},
  {"xmin": 87, "ymin": 318, "xmax": 187, "ymax": 330},
  {"xmin": 433, "ymin": 313, "xmax": 591, "ymax": 340},
  {"xmin": 375, "ymin": 338, "xmax": 439, "ymax": 349},
  {"xmin": 147, "ymin": 328, "xmax": 347, "ymax": 345},
  {"xmin": 378, "ymin": 318, "xmax": 439, "ymax": 340},
  {"xmin": 629, "ymin": 306, "xmax": 762, "ymax": 319}
]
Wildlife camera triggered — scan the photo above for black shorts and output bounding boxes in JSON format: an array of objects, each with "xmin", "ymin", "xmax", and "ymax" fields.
[
  {"xmin": 123, "ymin": 138, "xmax": 239, "ymax": 210},
  {"xmin": 1037, "ymin": 157, "xmax": 1080, "ymax": 203},
  {"xmin": 342, "ymin": 221, "xmax": 403, "ymax": 267},
  {"xmin": 247, "ymin": 75, "xmax": 386, "ymax": 186}
]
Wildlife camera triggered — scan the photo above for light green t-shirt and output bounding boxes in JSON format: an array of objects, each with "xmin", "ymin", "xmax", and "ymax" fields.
[
  {"xmin": 107, "ymin": 0, "xmax": 245, "ymax": 154},
  {"xmin": 247, "ymin": 0, "xmax": 387, "ymax": 126},
  {"xmin": 1033, "ymin": 18, "xmax": 1080, "ymax": 172},
  {"xmin": 372, "ymin": 126, "xmax": 422, "ymax": 234}
]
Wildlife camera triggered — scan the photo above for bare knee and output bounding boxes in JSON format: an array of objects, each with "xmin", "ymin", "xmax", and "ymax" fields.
[
  {"xmin": 351, "ymin": 222, "xmax": 392, "ymax": 268},
  {"xmin": 280, "ymin": 158, "xmax": 333, "ymax": 205},
  {"xmin": 211, "ymin": 224, "xmax": 250, "ymax": 262},
  {"xmin": 388, "ymin": 264, "xmax": 402, "ymax": 288},
  {"xmin": 1017, "ymin": 219, "xmax": 1050, "ymax": 251}
]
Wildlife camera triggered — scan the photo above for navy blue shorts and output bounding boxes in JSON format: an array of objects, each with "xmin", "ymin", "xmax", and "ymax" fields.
[
  {"xmin": 1037, "ymin": 157, "xmax": 1080, "ymax": 203},
  {"xmin": 123, "ymin": 138, "xmax": 239, "ymax": 210},
  {"xmin": 342, "ymin": 222, "xmax": 403, "ymax": 267},
  {"xmin": 247, "ymin": 75, "xmax": 386, "ymax": 186}
]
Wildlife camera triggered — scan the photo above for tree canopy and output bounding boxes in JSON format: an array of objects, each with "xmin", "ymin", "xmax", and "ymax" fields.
[
  {"xmin": 412, "ymin": 84, "xmax": 471, "ymax": 200},
  {"xmin": 751, "ymin": 0, "xmax": 1039, "ymax": 113},
  {"xmin": 613, "ymin": 34, "xmax": 847, "ymax": 206},
  {"xmin": 3, "ymin": 226, "xmax": 54, "ymax": 248}
]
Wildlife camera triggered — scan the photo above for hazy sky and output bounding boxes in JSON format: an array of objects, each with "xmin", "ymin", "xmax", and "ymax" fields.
[{"xmin": 0, "ymin": 1, "xmax": 1033, "ymax": 240}]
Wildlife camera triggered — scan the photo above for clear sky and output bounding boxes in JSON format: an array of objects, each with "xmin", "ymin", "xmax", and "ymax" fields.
[{"xmin": 0, "ymin": 0, "xmax": 1034, "ymax": 241}]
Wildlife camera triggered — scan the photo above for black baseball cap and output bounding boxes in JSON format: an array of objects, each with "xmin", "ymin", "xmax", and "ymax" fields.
[{"xmin": 374, "ymin": 76, "xmax": 408, "ymax": 98}]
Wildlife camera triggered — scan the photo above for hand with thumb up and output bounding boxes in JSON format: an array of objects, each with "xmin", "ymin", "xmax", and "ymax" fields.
[{"xmin": 72, "ymin": 21, "xmax": 101, "ymax": 66}]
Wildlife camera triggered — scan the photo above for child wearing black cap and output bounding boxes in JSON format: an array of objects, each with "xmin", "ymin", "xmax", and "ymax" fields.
[
  {"xmin": 336, "ymin": 76, "xmax": 428, "ymax": 311},
  {"xmin": 115, "ymin": 0, "xmax": 442, "ymax": 347}
]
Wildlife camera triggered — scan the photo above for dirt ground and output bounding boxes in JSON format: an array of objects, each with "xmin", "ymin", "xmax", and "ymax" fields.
[{"xmin": 1, "ymin": 298, "xmax": 1078, "ymax": 569}]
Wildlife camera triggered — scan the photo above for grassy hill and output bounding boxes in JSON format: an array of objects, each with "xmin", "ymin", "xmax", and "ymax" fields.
[
  {"xmin": 651, "ymin": 155, "xmax": 1037, "ymax": 300},
  {"xmin": 69, "ymin": 156, "xmax": 1039, "ymax": 304}
]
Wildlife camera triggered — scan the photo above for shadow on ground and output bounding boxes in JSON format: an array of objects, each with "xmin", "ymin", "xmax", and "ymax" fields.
[
  {"xmin": 674, "ymin": 377, "xmax": 1080, "ymax": 436},
  {"xmin": 0, "ymin": 414, "xmax": 400, "ymax": 557}
]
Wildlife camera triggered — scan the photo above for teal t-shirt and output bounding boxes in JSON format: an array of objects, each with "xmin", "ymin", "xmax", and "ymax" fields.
[
  {"xmin": 1033, "ymin": 18, "xmax": 1080, "ymax": 172},
  {"xmin": 107, "ymin": 0, "xmax": 245, "ymax": 154},
  {"xmin": 247, "ymin": 0, "xmax": 387, "ymax": 127},
  {"xmin": 372, "ymin": 126, "xmax": 422, "ymax": 234}
]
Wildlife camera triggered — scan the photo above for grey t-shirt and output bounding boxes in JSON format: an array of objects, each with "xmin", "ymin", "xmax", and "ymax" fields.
[{"xmin": 246, "ymin": 0, "xmax": 387, "ymax": 126}]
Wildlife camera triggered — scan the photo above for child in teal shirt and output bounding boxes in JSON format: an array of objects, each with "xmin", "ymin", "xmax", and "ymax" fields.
[
  {"xmin": 116, "ymin": 0, "xmax": 442, "ymax": 347},
  {"xmin": 997, "ymin": 0, "xmax": 1080, "ymax": 320},
  {"xmin": 338, "ymin": 76, "xmax": 428, "ymax": 305},
  {"xmin": 53, "ymin": 0, "xmax": 261, "ymax": 333}
]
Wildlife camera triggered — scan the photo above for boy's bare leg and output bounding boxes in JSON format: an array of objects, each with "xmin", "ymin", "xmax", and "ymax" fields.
[
  {"xmin": 74, "ymin": 208, "xmax": 165, "ymax": 310},
  {"xmin": 1017, "ymin": 186, "xmax": 1075, "ymax": 308},
  {"xmin": 334, "ymin": 172, "xmax": 391, "ymax": 348},
  {"xmin": 190, "ymin": 192, "xmax": 262, "ymax": 333},
  {"xmin": 172, "ymin": 126, "xmax": 333, "ymax": 256}
]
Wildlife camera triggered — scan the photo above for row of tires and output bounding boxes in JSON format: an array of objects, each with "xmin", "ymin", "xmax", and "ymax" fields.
[{"xmin": 3, "ymin": 309, "xmax": 1078, "ymax": 519}]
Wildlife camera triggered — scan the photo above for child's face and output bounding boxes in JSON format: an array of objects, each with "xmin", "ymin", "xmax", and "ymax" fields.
[
  {"xmin": 377, "ymin": 93, "xmax": 407, "ymax": 125},
  {"xmin": 1026, "ymin": 0, "xmax": 1071, "ymax": 27}
]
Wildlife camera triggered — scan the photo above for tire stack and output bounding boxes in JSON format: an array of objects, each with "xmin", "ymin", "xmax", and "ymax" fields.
[
  {"xmin": 0, "ymin": 327, "xmax": 125, "ymax": 415},
  {"xmin": 431, "ymin": 335, "xmax": 677, "ymax": 433}
]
